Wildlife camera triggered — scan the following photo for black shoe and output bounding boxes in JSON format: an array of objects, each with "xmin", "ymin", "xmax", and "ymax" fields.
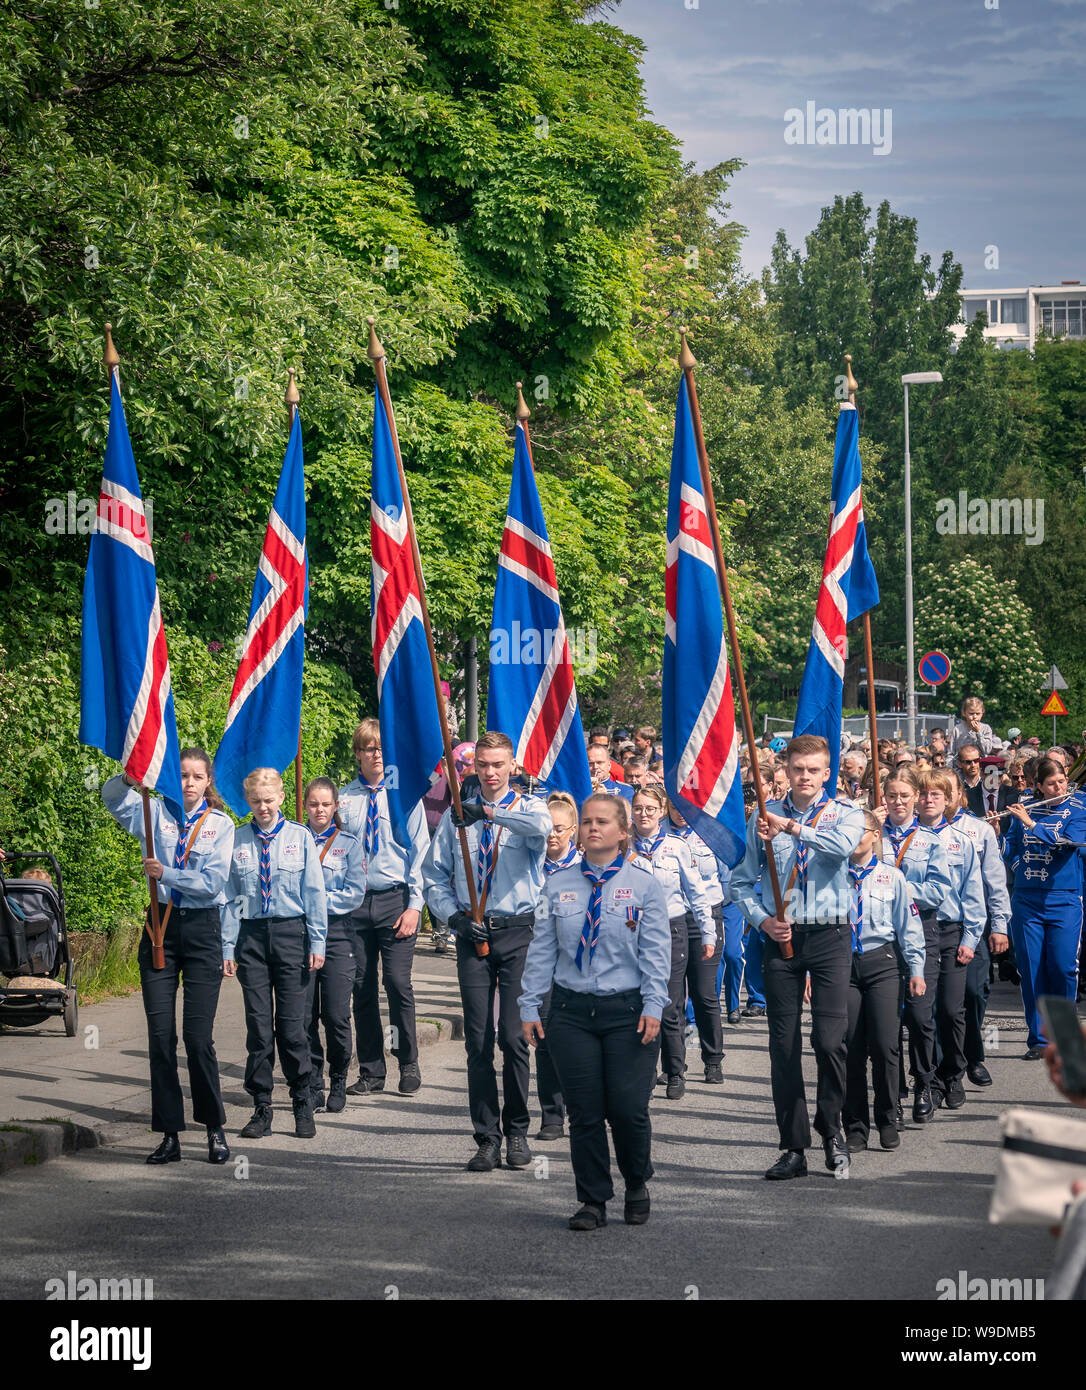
[
  {"xmin": 765, "ymin": 1150, "xmax": 807, "ymax": 1180},
  {"xmin": 310, "ymin": 1085, "xmax": 326, "ymax": 1114},
  {"xmin": 346, "ymin": 1075, "xmax": 385, "ymax": 1095},
  {"xmin": 206, "ymin": 1127, "xmax": 230, "ymax": 1164},
  {"xmin": 665, "ymin": 1075, "xmax": 686, "ymax": 1100},
  {"xmin": 1024, "ymin": 1045, "xmax": 1046, "ymax": 1061},
  {"xmin": 879, "ymin": 1124, "xmax": 901, "ymax": 1150},
  {"xmin": 326, "ymin": 1074, "xmax": 347, "ymax": 1113},
  {"xmin": 742, "ymin": 1003, "xmax": 766, "ymax": 1018},
  {"xmin": 655, "ymin": 1072, "xmax": 666, "ymax": 1087},
  {"xmin": 535, "ymin": 1124, "xmax": 565, "ymax": 1141},
  {"xmin": 624, "ymin": 1184, "xmax": 650, "ymax": 1225},
  {"xmin": 894, "ymin": 1103, "xmax": 905, "ymax": 1132},
  {"xmin": 967, "ymin": 1062, "xmax": 993, "ymax": 1087},
  {"xmin": 146, "ymin": 1133, "xmax": 181, "ymax": 1165},
  {"xmin": 846, "ymin": 1128, "xmax": 867, "ymax": 1153},
  {"xmin": 944, "ymin": 1078, "xmax": 967, "ymax": 1109},
  {"xmin": 727, "ymin": 1010, "xmax": 742, "ymax": 1024},
  {"xmin": 293, "ymin": 1096, "xmax": 317, "ymax": 1139},
  {"xmin": 568, "ymin": 1203, "xmax": 606, "ymax": 1230},
  {"xmin": 506, "ymin": 1135, "xmax": 533, "ymax": 1169},
  {"xmin": 704, "ymin": 1062, "xmax": 724, "ymax": 1084},
  {"xmin": 912, "ymin": 1085, "xmax": 934, "ymax": 1124},
  {"xmin": 466, "ymin": 1138, "xmax": 502, "ymax": 1172},
  {"xmin": 398, "ymin": 1063, "xmax": 422, "ymax": 1095},
  {"xmin": 239, "ymin": 1104, "xmax": 272, "ymax": 1139},
  {"xmin": 823, "ymin": 1132, "xmax": 850, "ymax": 1173}
]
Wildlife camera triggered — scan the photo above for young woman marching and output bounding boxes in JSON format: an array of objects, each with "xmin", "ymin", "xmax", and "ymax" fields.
[
  {"xmin": 303, "ymin": 778, "xmax": 367, "ymax": 1114},
  {"xmin": 534, "ymin": 792, "xmax": 583, "ymax": 1141},
  {"xmin": 842, "ymin": 810, "xmax": 927, "ymax": 1152},
  {"xmin": 222, "ymin": 768, "xmax": 327, "ymax": 1139},
  {"xmin": 102, "ymin": 749, "xmax": 234, "ymax": 1165},
  {"xmin": 914, "ymin": 769, "xmax": 986, "ymax": 1113},
  {"xmin": 629, "ymin": 784, "xmax": 715, "ymax": 1099},
  {"xmin": 1004, "ymin": 756, "xmax": 1086, "ymax": 1059},
  {"xmin": 519, "ymin": 793, "xmax": 670, "ymax": 1230},
  {"xmin": 872, "ymin": 769, "xmax": 952, "ymax": 1126}
]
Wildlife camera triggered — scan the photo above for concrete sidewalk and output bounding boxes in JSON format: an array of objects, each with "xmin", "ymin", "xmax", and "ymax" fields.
[{"xmin": 0, "ymin": 944, "xmax": 463, "ymax": 1169}]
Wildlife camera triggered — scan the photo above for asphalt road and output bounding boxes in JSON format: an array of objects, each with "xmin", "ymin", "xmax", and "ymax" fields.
[{"xmin": 0, "ymin": 960, "xmax": 1064, "ymax": 1301}]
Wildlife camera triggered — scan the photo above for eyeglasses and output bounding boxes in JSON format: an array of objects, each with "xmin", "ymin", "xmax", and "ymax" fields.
[
  {"xmin": 958, "ymin": 757, "xmax": 979, "ymax": 766},
  {"xmin": 359, "ymin": 744, "xmax": 381, "ymax": 754}
]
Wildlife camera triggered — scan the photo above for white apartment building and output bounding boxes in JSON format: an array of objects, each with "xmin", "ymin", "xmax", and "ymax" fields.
[{"xmin": 948, "ymin": 281, "xmax": 1086, "ymax": 350}]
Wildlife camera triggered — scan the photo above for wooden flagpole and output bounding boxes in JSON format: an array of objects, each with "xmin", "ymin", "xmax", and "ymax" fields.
[
  {"xmin": 285, "ymin": 367, "xmax": 305, "ymax": 820},
  {"xmin": 104, "ymin": 323, "xmax": 165, "ymax": 969},
  {"xmin": 366, "ymin": 317, "xmax": 488, "ymax": 957},
  {"xmin": 845, "ymin": 355, "xmax": 881, "ymax": 808},
  {"xmin": 679, "ymin": 329, "xmax": 792, "ymax": 958}
]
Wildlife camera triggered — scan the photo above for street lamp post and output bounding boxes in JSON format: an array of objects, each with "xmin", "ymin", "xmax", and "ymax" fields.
[{"xmin": 901, "ymin": 371, "xmax": 943, "ymax": 748}]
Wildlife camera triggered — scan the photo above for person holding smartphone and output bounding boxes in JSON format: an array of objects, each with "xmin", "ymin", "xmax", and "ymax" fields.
[{"xmin": 519, "ymin": 793, "xmax": 670, "ymax": 1230}]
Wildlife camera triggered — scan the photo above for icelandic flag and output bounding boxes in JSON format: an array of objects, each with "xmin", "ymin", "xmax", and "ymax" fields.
[
  {"xmin": 370, "ymin": 389, "xmax": 444, "ymax": 840},
  {"xmin": 214, "ymin": 413, "xmax": 308, "ymax": 816},
  {"xmin": 487, "ymin": 423, "xmax": 592, "ymax": 804},
  {"xmin": 80, "ymin": 371, "xmax": 183, "ymax": 823},
  {"xmin": 792, "ymin": 403, "xmax": 880, "ymax": 787},
  {"xmin": 662, "ymin": 375, "xmax": 746, "ymax": 867}
]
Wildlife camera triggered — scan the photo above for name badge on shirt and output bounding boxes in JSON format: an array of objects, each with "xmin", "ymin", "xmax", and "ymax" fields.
[
  {"xmin": 948, "ymin": 840, "xmax": 962, "ymax": 854},
  {"xmin": 330, "ymin": 846, "xmax": 347, "ymax": 859},
  {"xmin": 559, "ymin": 890, "xmax": 579, "ymax": 903},
  {"xmin": 612, "ymin": 888, "xmax": 633, "ymax": 902},
  {"xmin": 234, "ymin": 846, "xmax": 253, "ymax": 865},
  {"xmin": 200, "ymin": 826, "xmax": 218, "ymax": 841},
  {"xmin": 819, "ymin": 806, "xmax": 839, "ymax": 826}
]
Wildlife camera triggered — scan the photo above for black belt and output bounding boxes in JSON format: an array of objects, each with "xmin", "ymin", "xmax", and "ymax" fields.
[
  {"xmin": 790, "ymin": 921, "xmax": 849, "ymax": 932},
  {"xmin": 364, "ymin": 884, "xmax": 407, "ymax": 897},
  {"xmin": 482, "ymin": 913, "xmax": 534, "ymax": 930},
  {"xmin": 241, "ymin": 915, "xmax": 304, "ymax": 926},
  {"xmin": 154, "ymin": 901, "xmax": 217, "ymax": 918}
]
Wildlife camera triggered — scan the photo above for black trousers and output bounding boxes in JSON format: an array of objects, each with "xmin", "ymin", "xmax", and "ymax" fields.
[
  {"xmin": 138, "ymin": 904, "xmax": 226, "ymax": 1133},
  {"xmin": 685, "ymin": 907, "xmax": 724, "ymax": 1066},
  {"xmin": 352, "ymin": 886, "xmax": 418, "ymax": 1080},
  {"xmin": 905, "ymin": 913, "xmax": 940, "ymax": 1085},
  {"xmin": 659, "ymin": 916, "xmax": 689, "ymax": 1078},
  {"xmin": 236, "ymin": 916, "xmax": 312, "ymax": 1103},
  {"xmin": 307, "ymin": 915, "xmax": 356, "ymax": 1082},
  {"xmin": 535, "ymin": 986, "xmax": 565, "ymax": 1127},
  {"xmin": 763, "ymin": 924, "xmax": 852, "ymax": 1151},
  {"xmin": 932, "ymin": 921, "xmax": 969, "ymax": 1087},
  {"xmin": 546, "ymin": 985, "xmax": 659, "ymax": 1206},
  {"xmin": 456, "ymin": 921, "xmax": 533, "ymax": 1142},
  {"xmin": 964, "ymin": 930, "xmax": 991, "ymax": 1065},
  {"xmin": 843, "ymin": 944, "xmax": 902, "ymax": 1138}
]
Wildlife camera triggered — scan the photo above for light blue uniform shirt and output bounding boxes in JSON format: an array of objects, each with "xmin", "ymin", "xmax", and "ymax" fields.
[
  {"xmin": 338, "ymin": 777, "xmax": 431, "ymax": 912},
  {"xmin": 102, "ymin": 774, "xmax": 233, "ymax": 909},
  {"xmin": 731, "ymin": 794, "xmax": 865, "ymax": 930},
  {"xmin": 878, "ymin": 819, "xmax": 953, "ymax": 914},
  {"xmin": 669, "ymin": 827, "xmax": 724, "ymax": 908},
  {"xmin": 950, "ymin": 809, "xmax": 1011, "ymax": 933},
  {"xmin": 423, "ymin": 791, "xmax": 552, "ymax": 921},
  {"xmin": 850, "ymin": 857, "xmax": 926, "ymax": 976},
  {"xmin": 221, "ymin": 819, "xmax": 328, "ymax": 960},
  {"xmin": 632, "ymin": 833, "xmax": 715, "ymax": 943},
  {"xmin": 309, "ymin": 826, "xmax": 368, "ymax": 920},
  {"xmin": 519, "ymin": 858, "xmax": 671, "ymax": 1021},
  {"xmin": 932, "ymin": 820, "xmax": 987, "ymax": 950}
]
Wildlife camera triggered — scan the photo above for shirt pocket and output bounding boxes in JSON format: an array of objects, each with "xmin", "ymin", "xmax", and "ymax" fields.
[{"xmin": 552, "ymin": 902, "xmax": 585, "ymax": 949}]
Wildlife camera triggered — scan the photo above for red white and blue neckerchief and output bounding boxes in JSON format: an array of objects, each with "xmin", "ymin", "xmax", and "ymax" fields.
[
  {"xmin": 254, "ymin": 815, "xmax": 285, "ymax": 914},
  {"xmin": 634, "ymin": 828, "xmax": 667, "ymax": 859},
  {"xmin": 847, "ymin": 855, "xmax": 879, "ymax": 952},
  {"xmin": 927, "ymin": 816, "xmax": 948, "ymax": 832},
  {"xmin": 545, "ymin": 843, "xmax": 579, "ymax": 876},
  {"xmin": 783, "ymin": 789, "xmax": 830, "ymax": 891},
  {"xmin": 477, "ymin": 788, "xmax": 517, "ymax": 898},
  {"xmin": 310, "ymin": 823, "xmax": 337, "ymax": 848},
  {"xmin": 884, "ymin": 816, "xmax": 919, "ymax": 857},
  {"xmin": 669, "ymin": 822, "xmax": 693, "ymax": 840},
  {"xmin": 577, "ymin": 854, "xmax": 625, "ymax": 969},
  {"xmin": 363, "ymin": 780, "xmax": 385, "ymax": 858},
  {"xmin": 171, "ymin": 799, "xmax": 209, "ymax": 907}
]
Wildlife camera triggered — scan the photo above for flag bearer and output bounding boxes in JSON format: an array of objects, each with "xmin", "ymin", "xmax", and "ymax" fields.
[
  {"xmin": 520, "ymin": 793, "xmax": 670, "ymax": 1230},
  {"xmin": 102, "ymin": 749, "xmax": 234, "ymax": 1166},
  {"xmin": 222, "ymin": 767, "xmax": 327, "ymax": 1139},
  {"xmin": 338, "ymin": 719, "xmax": 430, "ymax": 1097},
  {"xmin": 423, "ymin": 730, "xmax": 553, "ymax": 1173},
  {"xmin": 303, "ymin": 778, "xmax": 367, "ymax": 1113},
  {"xmin": 731, "ymin": 735, "xmax": 866, "ymax": 1180}
]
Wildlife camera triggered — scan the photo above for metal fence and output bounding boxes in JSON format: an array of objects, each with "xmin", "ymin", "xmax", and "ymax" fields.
[{"xmin": 761, "ymin": 712, "xmax": 956, "ymax": 744}]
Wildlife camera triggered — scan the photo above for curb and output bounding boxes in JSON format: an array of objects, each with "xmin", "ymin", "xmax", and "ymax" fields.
[{"xmin": 0, "ymin": 1119, "xmax": 142, "ymax": 1177}]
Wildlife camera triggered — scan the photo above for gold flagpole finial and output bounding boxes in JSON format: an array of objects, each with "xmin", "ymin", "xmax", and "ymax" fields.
[
  {"xmin": 103, "ymin": 323, "xmax": 120, "ymax": 370},
  {"xmin": 844, "ymin": 353, "xmax": 858, "ymax": 405},
  {"xmin": 366, "ymin": 315, "xmax": 385, "ymax": 363},
  {"xmin": 285, "ymin": 367, "xmax": 300, "ymax": 413},
  {"xmin": 515, "ymin": 381, "xmax": 530, "ymax": 423},
  {"xmin": 678, "ymin": 326, "xmax": 696, "ymax": 370}
]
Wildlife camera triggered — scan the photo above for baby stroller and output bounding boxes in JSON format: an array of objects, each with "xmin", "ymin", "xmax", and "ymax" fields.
[{"xmin": 0, "ymin": 851, "xmax": 78, "ymax": 1037}]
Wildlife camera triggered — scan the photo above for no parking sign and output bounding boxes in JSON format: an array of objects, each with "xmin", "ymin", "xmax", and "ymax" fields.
[{"xmin": 919, "ymin": 651, "xmax": 951, "ymax": 687}]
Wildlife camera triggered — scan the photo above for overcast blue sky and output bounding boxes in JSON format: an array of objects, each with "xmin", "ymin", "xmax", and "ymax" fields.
[{"xmin": 612, "ymin": 0, "xmax": 1085, "ymax": 290}]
